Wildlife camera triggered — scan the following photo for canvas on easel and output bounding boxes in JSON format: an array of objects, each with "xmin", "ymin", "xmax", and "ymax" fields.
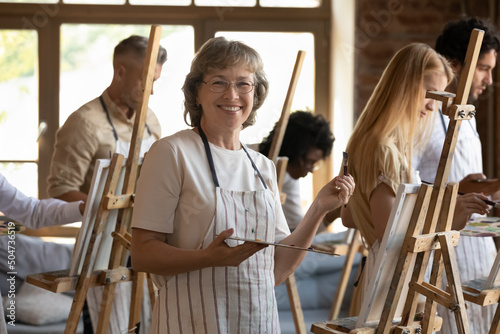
[
  {"xmin": 356, "ymin": 183, "xmax": 420, "ymax": 327},
  {"xmin": 312, "ymin": 182, "xmax": 439, "ymax": 333},
  {"xmin": 70, "ymin": 158, "xmax": 143, "ymax": 276}
]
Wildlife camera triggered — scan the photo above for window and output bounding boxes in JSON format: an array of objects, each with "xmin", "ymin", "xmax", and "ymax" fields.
[
  {"xmin": 63, "ymin": 0, "xmax": 125, "ymax": 4},
  {"xmin": 260, "ymin": 0, "xmax": 320, "ymax": 7},
  {"xmin": 0, "ymin": 0, "xmax": 320, "ymax": 6},
  {"xmin": 60, "ymin": 24, "xmax": 194, "ymax": 136},
  {"xmin": 129, "ymin": 0, "xmax": 189, "ymax": 5},
  {"xmin": 0, "ymin": 0, "xmax": 57, "ymax": 3},
  {"xmin": 0, "ymin": 1, "xmax": 336, "ymax": 203},
  {"xmin": 215, "ymin": 31, "xmax": 315, "ymax": 145},
  {"xmin": 195, "ymin": 0, "xmax": 255, "ymax": 6},
  {"xmin": 0, "ymin": 29, "xmax": 39, "ymax": 197}
]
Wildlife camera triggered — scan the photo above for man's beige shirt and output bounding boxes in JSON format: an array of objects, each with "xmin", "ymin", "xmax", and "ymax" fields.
[{"xmin": 47, "ymin": 90, "xmax": 161, "ymax": 197}]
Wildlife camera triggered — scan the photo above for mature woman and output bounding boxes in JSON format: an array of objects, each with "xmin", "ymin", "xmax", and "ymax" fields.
[
  {"xmin": 130, "ymin": 36, "xmax": 355, "ymax": 333},
  {"xmin": 341, "ymin": 43, "xmax": 491, "ymax": 312}
]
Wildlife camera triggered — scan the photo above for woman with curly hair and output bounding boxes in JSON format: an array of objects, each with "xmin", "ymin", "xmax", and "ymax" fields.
[{"xmin": 259, "ymin": 110, "xmax": 335, "ymax": 230}]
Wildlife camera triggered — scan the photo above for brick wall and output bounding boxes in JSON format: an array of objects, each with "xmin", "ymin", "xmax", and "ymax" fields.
[{"xmin": 354, "ymin": 0, "xmax": 499, "ymax": 179}]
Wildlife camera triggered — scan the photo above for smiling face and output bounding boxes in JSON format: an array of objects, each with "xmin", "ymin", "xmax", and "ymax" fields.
[
  {"xmin": 420, "ymin": 71, "xmax": 449, "ymax": 118},
  {"xmin": 197, "ymin": 65, "xmax": 255, "ymax": 133}
]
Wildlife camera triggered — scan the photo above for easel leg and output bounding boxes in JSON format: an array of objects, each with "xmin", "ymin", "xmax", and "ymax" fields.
[
  {"xmin": 97, "ymin": 283, "xmax": 117, "ymax": 333},
  {"xmin": 329, "ymin": 230, "xmax": 361, "ymax": 320},
  {"xmin": 399, "ymin": 251, "xmax": 430, "ymax": 327},
  {"xmin": 147, "ymin": 273, "xmax": 156, "ymax": 310},
  {"xmin": 420, "ymin": 249, "xmax": 444, "ymax": 334},
  {"xmin": 489, "ymin": 303, "xmax": 500, "ymax": 334},
  {"xmin": 421, "ymin": 183, "xmax": 458, "ymax": 333},
  {"xmin": 377, "ymin": 250, "xmax": 418, "ymax": 334},
  {"xmin": 286, "ymin": 273, "xmax": 306, "ymax": 334},
  {"xmin": 439, "ymin": 233, "xmax": 470, "ymax": 334},
  {"xmin": 129, "ymin": 272, "xmax": 146, "ymax": 333},
  {"xmin": 65, "ymin": 279, "xmax": 91, "ymax": 334}
]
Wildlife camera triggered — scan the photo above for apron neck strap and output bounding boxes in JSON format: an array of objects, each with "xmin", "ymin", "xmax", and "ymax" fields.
[
  {"xmin": 198, "ymin": 125, "xmax": 220, "ymax": 188},
  {"xmin": 99, "ymin": 95, "xmax": 152, "ymax": 142},
  {"xmin": 242, "ymin": 145, "xmax": 267, "ymax": 190},
  {"xmin": 198, "ymin": 125, "xmax": 267, "ymax": 190},
  {"xmin": 100, "ymin": 96, "xmax": 119, "ymax": 141}
]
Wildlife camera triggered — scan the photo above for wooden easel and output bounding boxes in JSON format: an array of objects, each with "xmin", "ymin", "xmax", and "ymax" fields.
[
  {"xmin": 311, "ymin": 28, "xmax": 484, "ymax": 334},
  {"xmin": 267, "ymin": 49, "xmax": 307, "ymax": 334},
  {"xmin": 27, "ymin": 25, "xmax": 162, "ymax": 334},
  {"xmin": 461, "ymin": 228, "xmax": 500, "ymax": 333},
  {"xmin": 328, "ymin": 228, "xmax": 366, "ymax": 320}
]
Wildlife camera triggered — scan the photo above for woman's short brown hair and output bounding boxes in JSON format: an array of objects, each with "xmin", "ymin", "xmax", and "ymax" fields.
[{"xmin": 182, "ymin": 36, "xmax": 269, "ymax": 129}]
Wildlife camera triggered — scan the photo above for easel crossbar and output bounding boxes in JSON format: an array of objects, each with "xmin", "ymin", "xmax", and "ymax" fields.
[
  {"xmin": 103, "ymin": 194, "xmax": 134, "ymax": 210},
  {"xmin": 315, "ymin": 317, "xmax": 442, "ymax": 334},
  {"xmin": 26, "ymin": 267, "xmax": 135, "ymax": 293},
  {"xmin": 462, "ymin": 279, "xmax": 500, "ymax": 306},
  {"xmin": 409, "ymin": 281, "xmax": 457, "ymax": 310},
  {"xmin": 407, "ymin": 231, "xmax": 459, "ymax": 252}
]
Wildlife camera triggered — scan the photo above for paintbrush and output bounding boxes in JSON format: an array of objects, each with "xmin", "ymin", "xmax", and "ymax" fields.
[
  {"xmin": 457, "ymin": 192, "xmax": 500, "ymax": 209},
  {"xmin": 342, "ymin": 151, "xmax": 349, "ymax": 207},
  {"xmin": 342, "ymin": 151, "xmax": 348, "ymax": 176}
]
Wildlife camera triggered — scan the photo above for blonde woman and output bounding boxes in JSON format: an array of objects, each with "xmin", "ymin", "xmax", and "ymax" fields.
[{"xmin": 341, "ymin": 43, "xmax": 491, "ymax": 309}]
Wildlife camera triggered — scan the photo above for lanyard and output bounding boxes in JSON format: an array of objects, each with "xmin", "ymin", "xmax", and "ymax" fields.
[
  {"xmin": 198, "ymin": 125, "xmax": 267, "ymax": 190},
  {"xmin": 99, "ymin": 96, "xmax": 151, "ymax": 141}
]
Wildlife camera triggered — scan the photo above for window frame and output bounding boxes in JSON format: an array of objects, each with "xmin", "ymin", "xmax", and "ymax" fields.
[{"xmin": 0, "ymin": 2, "xmax": 333, "ymax": 198}]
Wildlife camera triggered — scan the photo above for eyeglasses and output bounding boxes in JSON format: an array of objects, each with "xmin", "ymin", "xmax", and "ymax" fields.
[{"xmin": 201, "ymin": 80, "xmax": 256, "ymax": 94}]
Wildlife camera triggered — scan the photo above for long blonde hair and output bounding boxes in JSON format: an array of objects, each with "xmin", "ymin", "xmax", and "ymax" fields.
[{"xmin": 346, "ymin": 43, "xmax": 453, "ymax": 193}]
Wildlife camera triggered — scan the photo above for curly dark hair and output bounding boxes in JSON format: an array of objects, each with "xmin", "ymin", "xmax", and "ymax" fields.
[
  {"xmin": 435, "ymin": 16, "xmax": 500, "ymax": 64},
  {"xmin": 259, "ymin": 111, "xmax": 334, "ymax": 166}
]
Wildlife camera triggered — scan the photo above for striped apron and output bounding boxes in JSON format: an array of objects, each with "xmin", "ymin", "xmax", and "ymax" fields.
[{"xmin": 152, "ymin": 126, "xmax": 280, "ymax": 333}]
